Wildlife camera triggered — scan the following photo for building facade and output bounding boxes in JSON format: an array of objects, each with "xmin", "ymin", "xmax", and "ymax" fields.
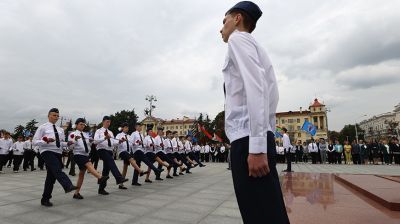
[
  {"xmin": 141, "ymin": 116, "xmax": 195, "ymax": 136},
  {"xmin": 276, "ymin": 98, "xmax": 328, "ymax": 143},
  {"xmin": 359, "ymin": 103, "xmax": 400, "ymax": 141}
]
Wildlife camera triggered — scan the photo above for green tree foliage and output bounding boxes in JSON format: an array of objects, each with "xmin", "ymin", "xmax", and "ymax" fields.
[
  {"xmin": 97, "ymin": 109, "xmax": 138, "ymax": 135},
  {"xmin": 13, "ymin": 124, "xmax": 25, "ymax": 139},
  {"xmin": 25, "ymin": 119, "xmax": 38, "ymax": 135},
  {"xmin": 338, "ymin": 124, "xmax": 363, "ymax": 143}
]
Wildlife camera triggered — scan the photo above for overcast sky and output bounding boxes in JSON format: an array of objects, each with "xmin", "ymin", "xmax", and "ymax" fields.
[{"xmin": 1, "ymin": 0, "xmax": 399, "ymax": 132}]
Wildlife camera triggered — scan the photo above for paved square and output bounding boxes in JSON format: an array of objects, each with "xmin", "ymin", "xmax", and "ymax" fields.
[{"xmin": 0, "ymin": 162, "xmax": 399, "ymax": 223}]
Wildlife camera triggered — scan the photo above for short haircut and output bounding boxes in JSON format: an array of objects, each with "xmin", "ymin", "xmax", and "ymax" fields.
[
  {"xmin": 282, "ymin": 127, "xmax": 288, "ymax": 133},
  {"xmin": 48, "ymin": 108, "xmax": 59, "ymax": 115},
  {"xmin": 227, "ymin": 9, "xmax": 256, "ymax": 33}
]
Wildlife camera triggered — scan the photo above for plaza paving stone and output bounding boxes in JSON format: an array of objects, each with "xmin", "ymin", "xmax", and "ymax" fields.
[{"xmin": 0, "ymin": 161, "xmax": 399, "ymax": 223}]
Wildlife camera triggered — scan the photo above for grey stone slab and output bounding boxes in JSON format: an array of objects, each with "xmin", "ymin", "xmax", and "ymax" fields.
[
  {"xmin": 211, "ymin": 207, "xmax": 242, "ymax": 218},
  {"xmin": 199, "ymin": 215, "xmax": 243, "ymax": 224},
  {"xmin": 151, "ymin": 208, "xmax": 204, "ymax": 223},
  {"xmin": 81, "ymin": 210, "xmax": 135, "ymax": 224}
]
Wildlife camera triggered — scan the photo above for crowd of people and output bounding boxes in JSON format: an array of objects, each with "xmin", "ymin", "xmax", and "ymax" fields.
[
  {"xmin": 276, "ymin": 137, "xmax": 400, "ymax": 165},
  {"xmin": 0, "ymin": 108, "xmax": 233, "ymax": 207}
]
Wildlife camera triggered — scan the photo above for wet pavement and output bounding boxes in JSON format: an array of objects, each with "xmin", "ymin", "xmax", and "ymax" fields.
[{"xmin": 0, "ymin": 162, "xmax": 399, "ymax": 223}]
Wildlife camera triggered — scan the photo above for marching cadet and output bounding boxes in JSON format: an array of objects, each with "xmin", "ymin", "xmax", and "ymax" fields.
[
  {"xmin": 178, "ymin": 135, "xmax": 195, "ymax": 174},
  {"xmin": 10, "ymin": 135, "xmax": 25, "ymax": 172},
  {"xmin": 204, "ymin": 143, "xmax": 210, "ymax": 162},
  {"xmin": 171, "ymin": 131, "xmax": 187, "ymax": 176},
  {"xmin": 23, "ymin": 135, "xmax": 36, "ymax": 171},
  {"xmin": 164, "ymin": 130, "xmax": 186, "ymax": 177},
  {"xmin": 185, "ymin": 135, "xmax": 205, "ymax": 167},
  {"xmin": 154, "ymin": 127, "xmax": 177, "ymax": 179},
  {"xmin": 93, "ymin": 116, "xmax": 128, "ymax": 195},
  {"xmin": 0, "ymin": 132, "xmax": 13, "ymax": 173},
  {"xmin": 130, "ymin": 122, "xmax": 163, "ymax": 186},
  {"xmin": 143, "ymin": 127, "xmax": 168, "ymax": 183},
  {"xmin": 220, "ymin": 2, "xmax": 289, "ymax": 223},
  {"xmin": 115, "ymin": 122, "xmax": 149, "ymax": 189},
  {"xmin": 3, "ymin": 132, "xmax": 14, "ymax": 168},
  {"xmin": 33, "ymin": 108, "xmax": 78, "ymax": 207},
  {"xmin": 69, "ymin": 118, "xmax": 109, "ymax": 199}
]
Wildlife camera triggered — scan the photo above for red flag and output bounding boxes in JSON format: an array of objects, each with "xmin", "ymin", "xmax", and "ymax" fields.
[
  {"xmin": 213, "ymin": 133, "xmax": 223, "ymax": 142},
  {"xmin": 198, "ymin": 124, "xmax": 213, "ymax": 140}
]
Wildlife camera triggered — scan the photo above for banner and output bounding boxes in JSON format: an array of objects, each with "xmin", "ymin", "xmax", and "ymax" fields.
[{"xmin": 301, "ymin": 121, "xmax": 317, "ymax": 136}]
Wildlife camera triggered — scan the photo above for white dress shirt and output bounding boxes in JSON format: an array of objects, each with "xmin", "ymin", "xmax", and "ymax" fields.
[
  {"xmin": 94, "ymin": 127, "xmax": 118, "ymax": 151},
  {"xmin": 0, "ymin": 138, "xmax": 13, "ymax": 155},
  {"xmin": 204, "ymin": 145, "xmax": 210, "ymax": 153},
  {"xmin": 178, "ymin": 140, "xmax": 185, "ymax": 154},
  {"xmin": 23, "ymin": 140, "xmax": 34, "ymax": 151},
  {"xmin": 184, "ymin": 140, "xmax": 192, "ymax": 153},
  {"xmin": 223, "ymin": 30, "xmax": 279, "ymax": 154},
  {"xmin": 200, "ymin": 146, "xmax": 205, "ymax": 153},
  {"xmin": 308, "ymin": 143, "xmax": 318, "ymax": 153},
  {"xmin": 116, "ymin": 132, "xmax": 131, "ymax": 155},
  {"xmin": 220, "ymin": 146, "xmax": 226, "ymax": 154},
  {"xmin": 171, "ymin": 137, "xmax": 179, "ymax": 153},
  {"xmin": 144, "ymin": 135, "xmax": 156, "ymax": 153},
  {"xmin": 11, "ymin": 141, "xmax": 25, "ymax": 155},
  {"xmin": 164, "ymin": 138, "xmax": 174, "ymax": 154},
  {"xmin": 33, "ymin": 122, "xmax": 68, "ymax": 154},
  {"xmin": 282, "ymin": 133, "xmax": 293, "ymax": 153},
  {"xmin": 154, "ymin": 135, "xmax": 165, "ymax": 154},
  {"xmin": 129, "ymin": 131, "xmax": 145, "ymax": 153},
  {"xmin": 69, "ymin": 130, "xmax": 91, "ymax": 156}
]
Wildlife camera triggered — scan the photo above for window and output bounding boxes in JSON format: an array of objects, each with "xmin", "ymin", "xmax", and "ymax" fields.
[
  {"xmin": 297, "ymin": 126, "xmax": 300, "ymax": 130},
  {"xmin": 297, "ymin": 118, "xmax": 300, "ymax": 123},
  {"xmin": 176, "ymin": 126, "xmax": 178, "ymax": 129},
  {"xmin": 288, "ymin": 119, "xmax": 294, "ymax": 123},
  {"xmin": 298, "ymin": 133, "xmax": 301, "ymax": 137},
  {"xmin": 184, "ymin": 125, "xmax": 187, "ymax": 129},
  {"xmin": 313, "ymin": 117, "xmax": 318, "ymax": 122},
  {"xmin": 282, "ymin": 119, "xmax": 285, "ymax": 124}
]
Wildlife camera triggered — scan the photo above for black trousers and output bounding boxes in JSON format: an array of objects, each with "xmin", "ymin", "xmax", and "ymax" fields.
[
  {"xmin": 231, "ymin": 134, "xmax": 289, "ymax": 224},
  {"xmin": 284, "ymin": 149, "xmax": 292, "ymax": 171},
  {"xmin": 23, "ymin": 150, "xmax": 35, "ymax": 170},
  {"xmin": 13, "ymin": 155, "xmax": 24, "ymax": 171},
  {"xmin": 132, "ymin": 150, "xmax": 159, "ymax": 184},
  {"xmin": 311, "ymin": 152, "xmax": 318, "ymax": 164},
  {"xmin": 41, "ymin": 151, "xmax": 73, "ymax": 201},
  {"xmin": 0, "ymin": 154, "xmax": 7, "ymax": 171},
  {"xmin": 97, "ymin": 149, "xmax": 123, "ymax": 191},
  {"xmin": 6, "ymin": 151, "xmax": 13, "ymax": 166},
  {"xmin": 336, "ymin": 152, "xmax": 342, "ymax": 164},
  {"xmin": 37, "ymin": 153, "xmax": 45, "ymax": 169},
  {"xmin": 189, "ymin": 151, "xmax": 204, "ymax": 166}
]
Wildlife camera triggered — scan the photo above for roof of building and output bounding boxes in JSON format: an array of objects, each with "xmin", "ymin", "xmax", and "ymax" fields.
[
  {"xmin": 276, "ymin": 110, "xmax": 311, "ymax": 116},
  {"xmin": 163, "ymin": 119, "xmax": 195, "ymax": 125},
  {"xmin": 309, "ymin": 98, "xmax": 325, "ymax": 107}
]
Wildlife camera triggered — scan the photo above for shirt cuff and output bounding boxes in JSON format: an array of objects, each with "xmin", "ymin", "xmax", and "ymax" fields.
[{"xmin": 249, "ymin": 136, "xmax": 267, "ymax": 154}]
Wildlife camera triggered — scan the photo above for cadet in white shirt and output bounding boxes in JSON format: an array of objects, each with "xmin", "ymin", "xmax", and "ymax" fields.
[
  {"xmin": 10, "ymin": 135, "xmax": 25, "ymax": 172},
  {"xmin": 129, "ymin": 123, "xmax": 162, "ymax": 186},
  {"xmin": 220, "ymin": 2, "xmax": 289, "ymax": 223},
  {"xmin": 204, "ymin": 144, "xmax": 210, "ymax": 162},
  {"xmin": 23, "ymin": 135, "xmax": 36, "ymax": 171},
  {"xmin": 69, "ymin": 118, "xmax": 109, "ymax": 200},
  {"xmin": 94, "ymin": 116, "xmax": 128, "ymax": 195},
  {"xmin": 0, "ymin": 132, "xmax": 13, "ymax": 173},
  {"xmin": 185, "ymin": 135, "xmax": 205, "ymax": 168},
  {"xmin": 33, "ymin": 108, "xmax": 77, "ymax": 207},
  {"xmin": 115, "ymin": 122, "xmax": 148, "ymax": 189},
  {"xmin": 171, "ymin": 131, "xmax": 189, "ymax": 176},
  {"xmin": 308, "ymin": 138, "xmax": 319, "ymax": 164},
  {"xmin": 154, "ymin": 128, "xmax": 178, "ymax": 180},
  {"xmin": 281, "ymin": 128, "xmax": 293, "ymax": 172},
  {"xmin": 142, "ymin": 127, "xmax": 166, "ymax": 183}
]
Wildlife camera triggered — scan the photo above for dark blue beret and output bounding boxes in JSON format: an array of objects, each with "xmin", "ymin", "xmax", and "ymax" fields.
[
  {"xmin": 75, "ymin": 118, "xmax": 86, "ymax": 125},
  {"xmin": 226, "ymin": 1, "xmax": 262, "ymax": 23}
]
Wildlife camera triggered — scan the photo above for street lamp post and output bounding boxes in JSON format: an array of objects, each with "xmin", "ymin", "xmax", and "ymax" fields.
[{"xmin": 145, "ymin": 95, "xmax": 157, "ymax": 117}]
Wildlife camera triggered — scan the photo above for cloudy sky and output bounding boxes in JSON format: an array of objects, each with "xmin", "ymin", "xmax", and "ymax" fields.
[{"xmin": 1, "ymin": 0, "xmax": 399, "ymax": 132}]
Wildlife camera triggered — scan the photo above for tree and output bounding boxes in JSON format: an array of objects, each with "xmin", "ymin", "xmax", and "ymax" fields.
[
  {"xmin": 25, "ymin": 119, "xmax": 38, "ymax": 135},
  {"xmin": 13, "ymin": 124, "xmax": 25, "ymax": 139},
  {"xmin": 65, "ymin": 120, "xmax": 73, "ymax": 141},
  {"xmin": 211, "ymin": 111, "xmax": 228, "ymax": 143},
  {"xmin": 328, "ymin": 130, "xmax": 340, "ymax": 142},
  {"xmin": 97, "ymin": 109, "xmax": 139, "ymax": 135},
  {"xmin": 338, "ymin": 124, "xmax": 363, "ymax": 143}
]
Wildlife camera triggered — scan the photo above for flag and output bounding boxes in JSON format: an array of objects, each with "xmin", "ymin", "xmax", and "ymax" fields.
[
  {"xmin": 212, "ymin": 133, "xmax": 223, "ymax": 142},
  {"xmin": 275, "ymin": 126, "xmax": 283, "ymax": 138},
  {"xmin": 198, "ymin": 124, "xmax": 213, "ymax": 140},
  {"xmin": 301, "ymin": 121, "xmax": 317, "ymax": 136}
]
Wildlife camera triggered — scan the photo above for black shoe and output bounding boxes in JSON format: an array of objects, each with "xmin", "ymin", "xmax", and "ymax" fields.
[
  {"xmin": 186, "ymin": 171, "xmax": 192, "ymax": 174},
  {"xmin": 73, "ymin": 193, "xmax": 84, "ymax": 200},
  {"xmin": 140, "ymin": 171, "xmax": 150, "ymax": 177},
  {"xmin": 200, "ymin": 164, "xmax": 206, "ymax": 167},
  {"xmin": 31, "ymin": 168, "xmax": 36, "ymax": 171},
  {"xmin": 119, "ymin": 185, "xmax": 128, "ymax": 190},
  {"xmin": 155, "ymin": 177, "xmax": 164, "ymax": 181},
  {"xmin": 282, "ymin": 169, "xmax": 293, "ymax": 172},
  {"xmin": 145, "ymin": 179, "xmax": 152, "ymax": 183},
  {"xmin": 182, "ymin": 167, "xmax": 187, "ymax": 172},
  {"xmin": 227, "ymin": 168, "xmax": 231, "ymax": 170},
  {"xmin": 166, "ymin": 175, "xmax": 173, "ymax": 179},
  {"xmin": 65, "ymin": 185, "xmax": 78, "ymax": 193},
  {"xmin": 116, "ymin": 178, "xmax": 129, "ymax": 185},
  {"xmin": 179, "ymin": 172, "xmax": 184, "ymax": 175},
  {"xmin": 23, "ymin": 169, "xmax": 27, "ymax": 171},
  {"xmin": 132, "ymin": 182, "xmax": 142, "ymax": 186},
  {"xmin": 173, "ymin": 173, "xmax": 179, "ymax": 177},
  {"xmin": 98, "ymin": 189, "xmax": 109, "ymax": 195},
  {"xmin": 69, "ymin": 173, "xmax": 76, "ymax": 176},
  {"xmin": 98, "ymin": 176, "xmax": 110, "ymax": 185},
  {"xmin": 193, "ymin": 164, "xmax": 199, "ymax": 167},
  {"xmin": 41, "ymin": 200, "xmax": 53, "ymax": 207},
  {"xmin": 159, "ymin": 168, "xmax": 165, "ymax": 173}
]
